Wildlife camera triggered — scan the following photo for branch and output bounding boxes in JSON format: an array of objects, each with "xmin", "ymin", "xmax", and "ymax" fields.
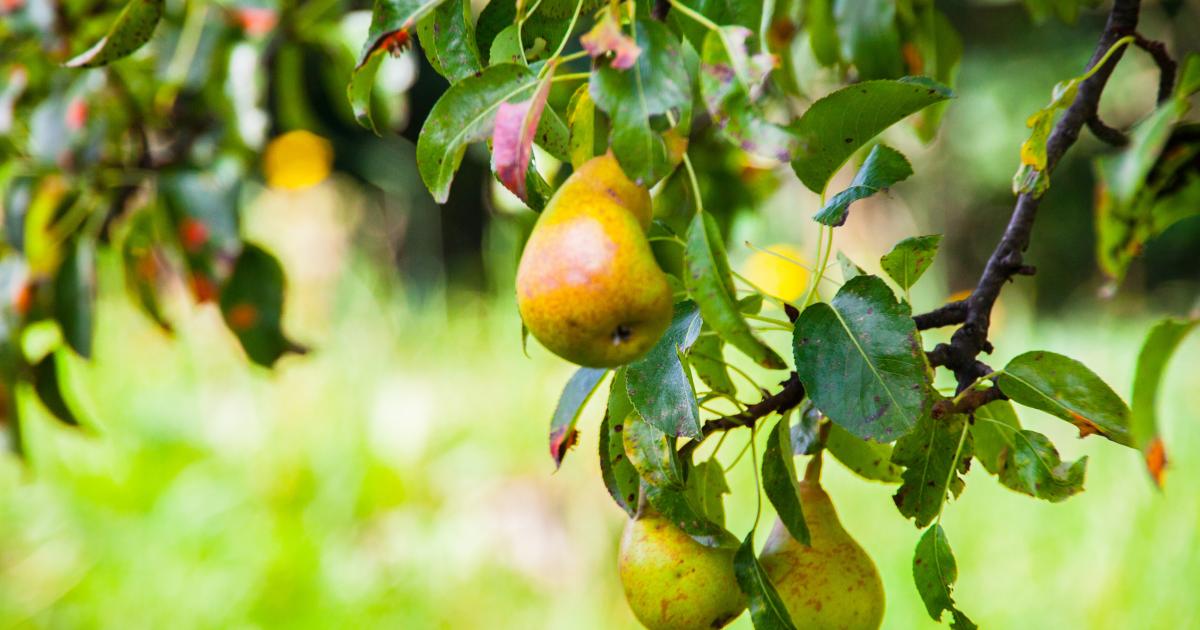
[
  {"xmin": 931, "ymin": 0, "xmax": 1143, "ymax": 391},
  {"xmin": 1134, "ymin": 33, "xmax": 1177, "ymax": 105},
  {"xmin": 680, "ymin": 372, "xmax": 805, "ymax": 461},
  {"xmin": 1086, "ymin": 114, "xmax": 1129, "ymax": 146},
  {"xmin": 932, "ymin": 386, "xmax": 1006, "ymax": 419}
]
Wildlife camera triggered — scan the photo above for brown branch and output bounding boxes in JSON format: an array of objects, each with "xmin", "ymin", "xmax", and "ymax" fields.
[
  {"xmin": 1134, "ymin": 33, "xmax": 1177, "ymax": 105},
  {"xmin": 931, "ymin": 0, "xmax": 1144, "ymax": 392},
  {"xmin": 1086, "ymin": 114, "xmax": 1130, "ymax": 146},
  {"xmin": 680, "ymin": 372, "xmax": 805, "ymax": 461},
  {"xmin": 914, "ymin": 300, "xmax": 967, "ymax": 330},
  {"xmin": 932, "ymin": 387, "xmax": 1006, "ymax": 419}
]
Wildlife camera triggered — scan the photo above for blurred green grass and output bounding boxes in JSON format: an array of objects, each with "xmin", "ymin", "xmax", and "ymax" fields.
[{"xmin": 0, "ymin": 242, "xmax": 1197, "ymax": 629}]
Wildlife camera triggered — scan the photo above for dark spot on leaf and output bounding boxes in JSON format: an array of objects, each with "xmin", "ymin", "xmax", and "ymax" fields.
[{"xmin": 844, "ymin": 137, "xmax": 853, "ymax": 143}]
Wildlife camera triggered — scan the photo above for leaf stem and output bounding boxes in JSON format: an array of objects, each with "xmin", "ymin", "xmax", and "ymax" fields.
[
  {"xmin": 749, "ymin": 422, "xmax": 763, "ymax": 530},
  {"xmin": 1080, "ymin": 35, "xmax": 1136, "ymax": 82},
  {"xmin": 542, "ymin": 0, "xmax": 587, "ymax": 69},
  {"xmin": 934, "ymin": 421, "xmax": 970, "ymax": 526}
]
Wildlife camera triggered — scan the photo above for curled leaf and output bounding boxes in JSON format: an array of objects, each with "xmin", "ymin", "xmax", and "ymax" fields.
[
  {"xmin": 492, "ymin": 64, "xmax": 556, "ymax": 201},
  {"xmin": 548, "ymin": 366, "xmax": 607, "ymax": 468},
  {"xmin": 64, "ymin": 0, "xmax": 164, "ymax": 68}
]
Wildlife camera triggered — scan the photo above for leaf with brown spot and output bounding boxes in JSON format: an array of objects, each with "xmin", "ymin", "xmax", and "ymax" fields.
[
  {"xmin": 64, "ymin": 0, "xmax": 164, "ymax": 68},
  {"xmin": 1130, "ymin": 317, "xmax": 1197, "ymax": 486},
  {"xmin": 548, "ymin": 366, "xmax": 607, "ymax": 468},
  {"xmin": 892, "ymin": 413, "xmax": 971, "ymax": 528},
  {"xmin": 998, "ymin": 351, "xmax": 1133, "ymax": 447}
]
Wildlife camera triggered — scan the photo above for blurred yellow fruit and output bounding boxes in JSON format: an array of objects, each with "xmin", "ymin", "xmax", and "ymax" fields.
[
  {"xmin": 263, "ymin": 130, "xmax": 333, "ymax": 190},
  {"xmin": 742, "ymin": 244, "xmax": 810, "ymax": 302}
]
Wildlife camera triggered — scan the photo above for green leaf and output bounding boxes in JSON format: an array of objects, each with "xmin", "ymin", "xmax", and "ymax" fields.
[
  {"xmin": 880, "ymin": 234, "xmax": 941, "ymax": 291},
  {"xmin": 590, "ymin": 19, "xmax": 692, "ymax": 186},
  {"xmin": 826, "ymin": 423, "xmax": 902, "ymax": 482},
  {"xmin": 997, "ymin": 429, "xmax": 1087, "ymax": 502},
  {"xmin": 623, "ymin": 412, "xmax": 685, "ymax": 488},
  {"xmin": 1130, "ymin": 318, "xmax": 1197, "ymax": 485},
  {"xmin": 685, "ymin": 457, "xmax": 730, "ymax": 528},
  {"xmin": 762, "ymin": 415, "xmax": 810, "ymax": 545},
  {"xmin": 31, "ymin": 352, "xmax": 80, "ymax": 427},
  {"xmin": 626, "ymin": 301, "xmax": 703, "ymax": 438},
  {"xmin": 734, "ymin": 531, "xmax": 798, "ymax": 630},
  {"xmin": 566, "ymin": 84, "xmax": 608, "ymax": 169},
  {"xmin": 1013, "ymin": 76, "xmax": 1080, "ymax": 196},
  {"xmin": 790, "ymin": 77, "xmax": 952, "ymax": 194},
  {"xmin": 599, "ymin": 369, "xmax": 640, "ymax": 515},
  {"xmin": 416, "ymin": 64, "xmax": 565, "ymax": 203},
  {"xmin": 689, "ymin": 332, "xmax": 737, "ymax": 397},
  {"xmin": 814, "ymin": 144, "xmax": 913, "ymax": 226},
  {"xmin": 892, "ymin": 413, "xmax": 971, "ymax": 528},
  {"xmin": 793, "ymin": 275, "xmax": 932, "ymax": 441},
  {"xmin": 913, "ymin": 525, "xmax": 976, "ymax": 629},
  {"xmin": 54, "ymin": 237, "xmax": 95, "ymax": 358},
  {"xmin": 219, "ymin": 244, "xmax": 306, "ymax": 367},
  {"xmin": 685, "ymin": 212, "xmax": 786, "ymax": 369},
  {"xmin": 699, "ymin": 27, "xmax": 800, "ymax": 161},
  {"xmin": 790, "ymin": 404, "xmax": 823, "ymax": 455},
  {"xmin": 969, "ymin": 400, "xmax": 1022, "ymax": 475},
  {"xmin": 835, "ymin": 0, "xmax": 903, "ymax": 79},
  {"xmin": 669, "ymin": 0, "xmax": 763, "ymax": 52},
  {"xmin": 120, "ymin": 210, "xmax": 172, "ymax": 333},
  {"xmin": 351, "ymin": 0, "xmax": 453, "ymax": 132},
  {"xmin": 64, "ymin": 0, "xmax": 163, "ymax": 68},
  {"xmin": 645, "ymin": 483, "xmax": 738, "ymax": 548},
  {"xmin": 549, "ymin": 367, "xmax": 607, "ymax": 468},
  {"xmin": 911, "ymin": 9, "xmax": 963, "ymax": 141},
  {"xmin": 416, "ymin": 0, "xmax": 483, "ymax": 83},
  {"xmin": 998, "ymin": 351, "xmax": 1133, "ymax": 447}
]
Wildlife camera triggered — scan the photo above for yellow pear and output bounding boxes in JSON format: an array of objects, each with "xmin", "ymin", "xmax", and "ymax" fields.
[
  {"xmin": 759, "ymin": 463, "xmax": 885, "ymax": 629},
  {"xmin": 516, "ymin": 153, "xmax": 673, "ymax": 367},
  {"xmin": 619, "ymin": 510, "xmax": 746, "ymax": 630}
]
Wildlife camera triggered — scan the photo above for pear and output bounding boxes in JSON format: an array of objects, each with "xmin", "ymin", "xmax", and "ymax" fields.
[
  {"xmin": 619, "ymin": 510, "xmax": 746, "ymax": 630},
  {"xmin": 516, "ymin": 153, "xmax": 673, "ymax": 367},
  {"xmin": 759, "ymin": 465, "xmax": 885, "ymax": 630}
]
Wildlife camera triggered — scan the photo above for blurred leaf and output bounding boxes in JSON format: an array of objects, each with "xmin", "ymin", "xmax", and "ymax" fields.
[
  {"xmin": 1131, "ymin": 318, "xmax": 1198, "ymax": 486},
  {"xmin": 997, "ymin": 429, "xmax": 1087, "ymax": 501},
  {"xmin": 790, "ymin": 404, "xmax": 822, "ymax": 455},
  {"xmin": 794, "ymin": 275, "xmax": 931, "ymax": 441},
  {"xmin": 807, "ymin": 0, "xmax": 841, "ymax": 66},
  {"xmin": 685, "ymin": 212, "xmax": 786, "ymax": 369},
  {"xmin": 416, "ymin": 64, "xmax": 567, "ymax": 203},
  {"xmin": 763, "ymin": 415, "xmax": 809, "ymax": 545},
  {"xmin": 120, "ymin": 210, "xmax": 172, "ymax": 333},
  {"xmin": 23, "ymin": 176, "xmax": 72, "ymax": 276},
  {"xmin": 626, "ymin": 301, "xmax": 703, "ymax": 438},
  {"xmin": 826, "ymin": 422, "xmax": 901, "ymax": 482},
  {"xmin": 892, "ymin": 413, "xmax": 971, "ymax": 528},
  {"xmin": 699, "ymin": 26, "xmax": 800, "ymax": 161},
  {"xmin": 998, "ymin": 351, "xmax": 1133, "ymax": 447},
  {"xmin": 416, "ymin": 0, "xmax": 482, "ymax": 83},
  {"xmin": 685, "ymin": 457, "xmax": 729, "ymax": 527},
  {"xmin": 670, "ymin": 0, "xmax": 763, "ymax": 51},
  {"xmin": 492, "ymin": 64, "xmax": 556, "ymax": 201},
  {"xmin": 645, "ymin": 482, "xmax": 738, "ymax": 548},
  {"xmin": 734, "ymin": 530, "xmax": 798, "ymax": 630},
  {"xmin": 549, "ymin": 366, "xmax": 607, "ymax": 468},
  {"xmin": 581, "ymin": 5, "xmax": 641, "ymax": 70},
  {"xmin": 31, "ymin": 352, "xmax": 79, "ymax": 427},
  {"xmin": 880, "ymin": 234, "xmax": 941, "ymax": 291},
  {"xmin": 475, "ymin": 0, "xmax": 573, "ymax": 62},
  {"xmin": 837, "ymin": 251, "xmax": 865, "ymax": 281},
  {"xmin": 790, "ymin": 78, "xmax": 952, "ymax": 194},
  {"xmin": 64, "ymin": 0, "xmax": 164, "ymax": 68},
  {"xmin": 54, "ymin": 237, "xmax": 95, "ymax": 358},
  {"xmin": 590, "ymin": 19, "xmax": 692, "ymax": 185},
  {"xmin": 911, "ymin": 9, "xmax": 962, "ymax": 141},
  {"xmin": 219, "ymin": 244, "xmax": 306, "ymax": 367},
  {"xmin": 623, "ymin": 412, "xmax": 685, "ymax": 488},
  {"xmin": 835, "ymin": 0, "xmax": 903, "ymax": 79},
  {"xmin": 689, "ymin": 333, "xmax": 736, "ymax": 397},
  {"xmin": 969, "ymin": 400, "xmax": 1022, "ymax": 475},
  {"xmin": 351, "ymin": 0, "xmax": 453, "ymax": 132},
  {"xmin": 814, "ymin": 144, "xmax": 912, "ymax": 226},
  {"xmin": 913, "ymin": 525, "xmax": 976, "ymax": 629},
  {"xmin": 600, "ymin": 369, "xmax": 641, "ymax": 515}
]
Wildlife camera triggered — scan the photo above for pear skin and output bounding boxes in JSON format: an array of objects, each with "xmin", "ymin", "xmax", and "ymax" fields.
[
  {"xmin": 619, "ymin": 512, "xmax": 746, "ymax": 630},
  {"xmin": 517, "ymin": 154, "xmax": 673, "ymax": 367},
  {"xmin": 759, "ymin": 479, "xmax": 885, "ymax": 630}
]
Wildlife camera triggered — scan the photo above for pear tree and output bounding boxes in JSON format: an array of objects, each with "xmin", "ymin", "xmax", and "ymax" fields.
[{"xmin": 1, "ymin": 0, "xmax": 1198, "ymax": 628}]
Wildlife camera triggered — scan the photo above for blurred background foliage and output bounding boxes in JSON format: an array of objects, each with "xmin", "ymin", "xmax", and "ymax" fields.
[{"xmin": 1, "ymin": 0, "xmax": 1199, "ymax": 627}]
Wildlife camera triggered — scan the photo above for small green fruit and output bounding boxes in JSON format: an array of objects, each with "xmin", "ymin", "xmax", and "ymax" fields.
[
  {"xmin": 619, "ymin": 511, "xmax": 745, "ymax": 630},
  {"xmin": 516, "ymin": 153, "xmax": 673, "ymax": 367},
  {"xmin": 759, "ymin": 478, "xmax": 886, "ymax": 630}
]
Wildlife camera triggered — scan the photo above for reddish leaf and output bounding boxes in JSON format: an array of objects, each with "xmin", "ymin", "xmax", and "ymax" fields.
[
  {"xmin": 492, "ymin": 63, "xmax": 555, "ymax": 201},
  {"xmin": 581, "ymin": 6, "xmax": 640, "ymax": 70}
]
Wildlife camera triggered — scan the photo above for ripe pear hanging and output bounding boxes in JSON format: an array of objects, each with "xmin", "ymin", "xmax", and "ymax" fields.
[
  {"xmin": 516, "ymin": 153, "xmax": 673, "ymax": 367},
  {"xmin": 618, "ymin": 509, "xmax": 746, "ymax": 630},
  {"xmin": 759, "ymin": 460, "xmax": 886, "ymax": 629}
]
